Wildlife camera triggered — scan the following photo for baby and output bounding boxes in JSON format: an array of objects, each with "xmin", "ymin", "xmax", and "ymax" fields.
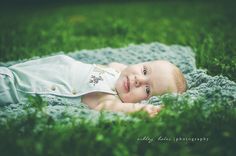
[{"xmin": 0, "ymin": 54, "xmax": 187, "ymax": 117}]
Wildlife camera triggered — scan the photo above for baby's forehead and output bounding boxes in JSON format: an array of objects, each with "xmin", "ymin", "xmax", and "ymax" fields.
[
  {"xmin": 150, "ymin": 60, "xmax": 175, "ymax": 68},
  {"xmin": 137, "ymin": 61, "xmax": 155, "ymax": 65},
  {"xmin": 135, "ymin": 60, "xmax": 175, "ymax": 71},
  {"xmin": 133, "ymin": 61, "xmax": 159, "ymax": 70},
  {"xmin": 140, "ymin": 61, "xmax": 160, "ymax": 67}
]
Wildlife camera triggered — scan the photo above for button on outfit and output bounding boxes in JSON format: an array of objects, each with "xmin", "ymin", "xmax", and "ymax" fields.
[
  {"xmin": 72, "ymin": 89, "xmax": 77, "ymax": 95},
  {"xmin": 51, "ymin": 85, "xmax": 56, "ymax": 91}
]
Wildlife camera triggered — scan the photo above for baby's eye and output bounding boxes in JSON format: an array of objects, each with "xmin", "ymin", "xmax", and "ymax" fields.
[
  {"xmin": 145, "ymin": 86, "xmax": 150, "ymax": 95},
  {"xmin": 143, "ymin": 66, "xmax": 147, "ymax": 75}
]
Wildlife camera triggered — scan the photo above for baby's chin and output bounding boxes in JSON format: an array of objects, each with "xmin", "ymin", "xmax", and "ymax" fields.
[
  {"xmin": 115, "ymin": 75, "xmax": 138, "ymax": 103},
  {"xmin": 114, "ymin": 88, "xmax": 129, "ymax": 103},
  {"xmin": 120, "ymin": 96, "xmax": 130, "ymax": 103},
  {"xmin": 119, "ymin": 94, "xmax": 138, "ymax": 103}
]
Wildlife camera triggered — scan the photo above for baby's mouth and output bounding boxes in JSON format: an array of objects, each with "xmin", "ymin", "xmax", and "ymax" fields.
[
  {"xmin": 124, "ymin": 76, "xmax": 130, "ymax": 92},
  {"xmin": 127, "ymin": 76, "xmax": 130, "ymax": 92}
]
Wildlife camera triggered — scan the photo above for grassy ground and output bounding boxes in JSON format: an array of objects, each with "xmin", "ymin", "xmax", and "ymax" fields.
[
  {"xmin": 0, "ymin": 1, "xmax": 236, "ymax": 156},
  {"xmin": 0, "ymin": 1, "xmax": 235, "ymax": 81}
]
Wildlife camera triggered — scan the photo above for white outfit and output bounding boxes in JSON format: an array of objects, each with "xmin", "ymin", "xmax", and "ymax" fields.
[{"xmin": 0, "ymin": 55, "xmax": 120, "ymax": 106}]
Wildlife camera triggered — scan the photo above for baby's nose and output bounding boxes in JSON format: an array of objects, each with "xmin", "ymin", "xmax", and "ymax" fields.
[{"xmin": 135, "ymin": 75, "xmax": 147, "ymax": 87}]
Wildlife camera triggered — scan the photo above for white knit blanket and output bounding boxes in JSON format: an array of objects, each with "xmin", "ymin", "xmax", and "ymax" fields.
[{"xmin": 0, "ymin": 42, "xmax": 235, "ymax": 124}]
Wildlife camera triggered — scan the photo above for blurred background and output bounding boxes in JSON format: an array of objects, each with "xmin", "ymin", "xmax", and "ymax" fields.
[{"xmin": 0, "ymin": 0, "xmax": 235, "ymax": 81}]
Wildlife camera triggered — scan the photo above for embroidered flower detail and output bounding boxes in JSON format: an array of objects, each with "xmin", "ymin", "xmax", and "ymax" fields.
[{"xmin": 89, "ymin": 75, "xmax": 103, "ymax": 86}]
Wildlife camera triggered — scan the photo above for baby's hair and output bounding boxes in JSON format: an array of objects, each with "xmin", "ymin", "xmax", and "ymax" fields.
[{"xmin": 172, "ymin": 66, "xmax": 187, "ymax": 93}]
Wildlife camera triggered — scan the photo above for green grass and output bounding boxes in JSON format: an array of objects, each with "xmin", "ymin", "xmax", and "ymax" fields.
[
  {"xmin": 0, "ymin": 94, "xmax": 235, "ymax": 156},
  {"xmin": 0, "ymin": 1, "xmax": 236, "ymax": 156},
  {"xmin": 0, "ymin": 1, "xmax": 235, "ymax": 81}
]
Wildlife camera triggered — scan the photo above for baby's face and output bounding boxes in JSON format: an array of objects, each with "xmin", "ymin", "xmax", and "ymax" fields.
[{"xmin": 115, "ymin": 60, "xmax": 178, "ymax": 103}]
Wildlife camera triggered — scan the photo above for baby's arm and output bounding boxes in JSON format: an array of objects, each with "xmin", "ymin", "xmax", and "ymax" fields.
[{"xmin": 94, "ymin": 100, "xmax": 162, "ymax": 117}]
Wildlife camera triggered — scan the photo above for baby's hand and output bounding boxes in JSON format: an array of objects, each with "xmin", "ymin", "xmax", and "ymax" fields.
[{"xmin": 143, "ymin": 105, "xmax": 163, "ymax": 118}]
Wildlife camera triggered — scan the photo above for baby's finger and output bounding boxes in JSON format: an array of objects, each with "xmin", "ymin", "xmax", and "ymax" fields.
[
  {"xmin": 149, "ymin": 111, "xmax": 158, "ymax": 118},
  {"xmin": 153, "ymin": 105, "xmax": 162, "ymax": 112}
]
